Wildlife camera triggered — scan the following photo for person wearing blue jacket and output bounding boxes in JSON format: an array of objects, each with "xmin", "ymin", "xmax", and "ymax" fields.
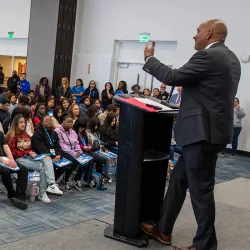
[{"xmin": 18, "ymin": 73, "xmax": 30, "ymax": 95}]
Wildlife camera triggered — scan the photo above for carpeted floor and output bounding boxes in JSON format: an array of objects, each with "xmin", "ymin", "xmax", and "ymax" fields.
[{"xmin": 0, "ymin": 153, "xmax": 249, "ymax": 248}]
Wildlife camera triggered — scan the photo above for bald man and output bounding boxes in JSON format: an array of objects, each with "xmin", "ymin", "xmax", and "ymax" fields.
[{"xmin": 141, "ymin": 20, "xmax": 241, "ymax": 250}]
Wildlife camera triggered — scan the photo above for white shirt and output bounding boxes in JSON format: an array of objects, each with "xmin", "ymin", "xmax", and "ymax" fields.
[{"xmin": 205, "ymin": 41, "xmax": 221, "ymax": 49}]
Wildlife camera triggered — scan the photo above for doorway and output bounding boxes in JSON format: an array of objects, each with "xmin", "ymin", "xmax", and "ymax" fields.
[{"xmin": 110, "ymin": 40, "xmax": 177, "ymax": 93}]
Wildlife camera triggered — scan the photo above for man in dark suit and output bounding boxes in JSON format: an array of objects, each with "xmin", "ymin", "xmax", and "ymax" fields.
[{"xmin": 140, "ymin": 19, "xmax": 241, "ymax": 250}]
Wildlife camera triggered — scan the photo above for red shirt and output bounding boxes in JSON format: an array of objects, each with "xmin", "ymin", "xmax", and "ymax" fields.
[{"xmin": 8, "ymin": 133, "xmax": 32, "ymax": 159}]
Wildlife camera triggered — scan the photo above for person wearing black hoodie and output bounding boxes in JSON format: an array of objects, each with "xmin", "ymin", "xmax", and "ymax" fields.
[
  {"xmin": 7, "ymin": 70, "xmax": 20, "ymax": 94},
  {"xmin": 99, "ymin": 113, "xmax": 119, "ymax": 154}
]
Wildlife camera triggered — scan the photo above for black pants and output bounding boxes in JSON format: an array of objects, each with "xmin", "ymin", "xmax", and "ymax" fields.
[
  {"xmin": 53, "ymin": 165, "xmax": 66, "ymax": 181},
  {"xmin": 0, "ymin": 165, "xmax": 28, "ymax": 201},
  {"xmin": 88, "ymin": 151, "xmax": 106, "ymax": 174},
  {"xmin": 62, "ymin": 153, "xmax": 93, "ymax": 183},
  {"xmin": 157, "ymin": 141, "xmax": 225, "ymax": 250}
]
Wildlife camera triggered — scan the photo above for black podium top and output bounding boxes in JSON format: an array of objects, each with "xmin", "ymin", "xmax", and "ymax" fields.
[{"xmin": 113, "ymin": 94, "xmax": 179, "ymax": 116}]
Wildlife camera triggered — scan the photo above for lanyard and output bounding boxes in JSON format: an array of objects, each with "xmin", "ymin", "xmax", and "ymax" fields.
[
  {"xmin": 65, "ymin": 131, "xmax": 74, "ymax": 151},
  {"xmin": 79, "ymin": 135, "xmax": 87, "ymax": 146},
  {"xmin": 44, "ymin": 128, "xmax": 53, "ymax": 147}
]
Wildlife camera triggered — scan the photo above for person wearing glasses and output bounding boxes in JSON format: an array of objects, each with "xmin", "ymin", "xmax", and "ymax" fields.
[{"xmin": 158, "ymin": 83, "xmax": 169, "ymax": 100}]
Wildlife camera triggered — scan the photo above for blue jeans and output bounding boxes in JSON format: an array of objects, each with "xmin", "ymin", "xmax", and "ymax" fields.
[
  {"xmin": 232, "ymin": 127, "xmax": 242, "ymax": 155},
  {"xmin": 169, "ymin": 145, "xmax": 182, "ymax": 161},
  {"xmin": 16, "ymin": 157, "xmax": 55, "ymax": 194}
]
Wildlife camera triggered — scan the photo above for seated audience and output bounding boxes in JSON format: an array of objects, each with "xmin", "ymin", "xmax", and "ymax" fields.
[
  {"xmin": 73, "ymin": 118, "xmax": 97, "ymax": 188},
  {"xmin": 46, "ymin": 96, "xmax": 56, "ymax": 115},
  {"xmin": 101, "ymin": 82, "xmax": 114, "ymax": 110},
  {"xmin": 29, "ymin": 98, "xmax": 37, "ymax": 117},
  {"xmin": 84, "ymin": 80, "xmax": 99, "ymax": 100},
  {"xmin": 55, "ymin": 113, "xmax": 86, "ymax": 190},
  {"xmin": 79, "ymin": 96, "xmax": 91, "ymax": 116},
  {"xmin": 34, "ymin": 77, "xmax": 51, "ymax": 102},
  {"xmin": 114, "ymin": 80, "xmax": 128, "ymax": 95},
  {"xmin": 71, "ymin": 79, "xmax": 85, "ymax": 104},
  {"xmin": 83, "ymin": 105, "xmax": 99, "ymax": 122},
  {"xmin": 22, "ymin": 108, "xmax": 34, "ymax": 137},
  {"xmin": 6, "ymin": 114, "xmax": 63, "ymax": 203},
  {"xmin": 7, "ymin": 70, "xmax": 20, "ymax": 94},
  {"xmin": 31, "ymin": 114, "xmax": 66, "ymax": 183},
  {"xmin": 69, "ymin": 97, "xmax": 77, "ymax": 106},
  {"xmin": 33, "ymin": 103, "xmax": 46, "ymax": 125},
  {"xmin": 158, "ymin": 83, "xmax": 169, "ymax": 100},
  {"xmin": 130, "ymin": 84, "xmax": 142, "ymax": 95},
  {"xmin": 9, "ymin": 95, "xmax": 29, "ymax": 116},
  {"xmin": 10, "ymin": 94, "xmax": 17, "ymax": 106},
  {"xmin": 28, "ymin": 90, "xmax": 35, "ymax": 99},
  {"xmin": 153, "ymin": 88, "xmax": 160, "ymax": 98},
  {"xmin": 52, "ymin": 105, "xmax": 63, "ymax": 129},
  {"xmin": 60, "ymin": 98, "xmax": 70, "ymax": 112},
  {"xmin": 94, "ymin": 99, "xmax": 104, "ymax": 115},
  {"xmin": 143, "ymin": 88, "xmax": 151, "ymax": 96},
  {"xmin": 68, "ymin": 104, "xmax": 80, "ymax": 124},
  {"xmin": 0, "ymin": 130, "xmax": 28, "ymax": 210},
  {"xmin": 98, "ymin": 104, "xmax": 118, "ymax": 126},
  {"xmin": 56, "ymin": 77, "xmax": 72, "ymax": 102},
  {"xmin": 18, "ymin": 73, "xmax": 30, "ymax": 95},
  {"xmin": 100, "ymin": 113, "xmax": 119, "ymax": 154},
  {"xmin": 0, "ymin": 98, "xmax": 10, "ymax": 124},
  {"xmin": 86, "ymin": 117, "xmax": 112, "ymax": 182}
]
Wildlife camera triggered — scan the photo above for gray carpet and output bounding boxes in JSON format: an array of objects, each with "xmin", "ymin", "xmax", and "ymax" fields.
[{"xmin": 0, "ymin": 153, "xmax": 249, "ymax": 249}]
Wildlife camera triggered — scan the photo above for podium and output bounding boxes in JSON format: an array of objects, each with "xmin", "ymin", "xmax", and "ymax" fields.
[{"xmin": 104, "ymin": 95, "xmax": 178, "ymax": 247}]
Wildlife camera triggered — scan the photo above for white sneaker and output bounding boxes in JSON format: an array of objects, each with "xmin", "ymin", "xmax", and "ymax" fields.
[
  {"xmin": 47, "ymin": 184, "xmax": 63, "ymax": 195},
  {"xmin": 38, "ymin": 192, "xmax": 51, "ymax": 203}
]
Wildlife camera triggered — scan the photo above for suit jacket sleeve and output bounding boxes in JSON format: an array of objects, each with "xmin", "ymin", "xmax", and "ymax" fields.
[{"xmin": 143, "ymin": 50, "xmax": 210, "ymax": 86}]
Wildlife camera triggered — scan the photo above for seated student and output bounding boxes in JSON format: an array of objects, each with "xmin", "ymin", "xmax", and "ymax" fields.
[
  {"xmin": 69, "ymin": 97, "xmax": 77, "ymax": 106},
  {"xmin": 9, "ymin": 95, "xmax": 29, "ymax": 117},
  {"xmin": 10, "ymin": 94, "xmax": 17, "ymax": 107},
  {"xmin": 143, "ymin": 88, "xmax": 151, "ymax": 96},
  {"xmin": 114, "ymin": 80, "xmax": 128, "ymax": 95},
  {"xmin": 55, "ymin": 113, "xmax": 86, "ymax": 190},
  {"xmin": 22, "ymin": 108, "xmax": 34, "ymax": 137},
  {"xmin": 73, "ymin": 118, "xmax": 97, "ymax": 189},
  {"xmin": 100, "ymin": 114, "xmax": 119, "ymax": 154},
  {"xmin": 68, "ymin": 104, "xmax": 80, "ymax": 124},
  {"xmin": 46, "ymin": 96, "xmax": 56, "ymax": 115},
  {"xmin": 152, "ymin": 88, "xmax": 160, "ymax": 98},
  {"xmin": 31, "ymin": 114, "xmax": 66, "ymax": 184},
  {"xmin": 52, "ymin": 105, "xmax": 63, "ymax": 129},
  {"xmin": 0, "ymin": 98, "xmax": 10, "ymax": 124},
  {"xmin": 98, "ymin": 104, "xmax": 118, "ymax": 126},
  {"xmin": 0, "ymin": 131, "xmax": 28, "ymax": 210},
  {"xmin": 94, "ymin": 99, "xmax": 104, "ymax": 115},
  {"xmin": 28, "ymin": 90, "xmax": 35, "ymax": 99},
  {"xmin": 82, "ymin": 105, "xmax": 99, "ymax": 122},
  {"xmin": 6, "ymin": 114, "xmax": 63, "ymax": 203},
  {"xmin": 84, "ymin": 80, "xmax": 99, "ymax": 100},
  {"xmin": 79, "ymin": 96, "xmax": 91, "ymax": 116},
  {"xmin": 86, "ymin": 117, "xmax": 112, "ymax": 183},
  {"xmin": 33, "ymin": 103, "xmax": 46, "ymax": 126},
  {"xmin": 59, "ymin": 98, "xmax": 70, "ymax": 112}
]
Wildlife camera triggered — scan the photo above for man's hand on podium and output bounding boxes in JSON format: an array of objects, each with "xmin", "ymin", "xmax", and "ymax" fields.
[{"xmin": 144, "ymin": 41, "xmax": 155, "ymax": 61}]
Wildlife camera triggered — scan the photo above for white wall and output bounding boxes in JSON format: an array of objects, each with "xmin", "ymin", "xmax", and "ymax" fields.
[
  {"xmin": 72, "ymin": 0, "xmax": 250, "ymax": 152},
  {"xmin": 0, "ymin": 0, "xmax": 31, "ymax": 38},
  {"xmin": 0, "ymin": 38, "xmax": 28, "ymax": 56}
]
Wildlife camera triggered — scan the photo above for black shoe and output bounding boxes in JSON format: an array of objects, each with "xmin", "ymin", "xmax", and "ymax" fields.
[{"xmin": 10, "ymin": 197, "xmax": 28, "ymax": 210}]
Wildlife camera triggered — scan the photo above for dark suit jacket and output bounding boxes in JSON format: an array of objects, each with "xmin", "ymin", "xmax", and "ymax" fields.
[{"xmin": 143, "ymin": 42, "xmax": 241, "ymax": 146}]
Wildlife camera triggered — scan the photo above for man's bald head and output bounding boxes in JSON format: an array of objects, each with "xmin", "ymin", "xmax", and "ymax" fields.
[{"xmin": 193, "ymin": 19, "xmax": 228, "ymax": 51}]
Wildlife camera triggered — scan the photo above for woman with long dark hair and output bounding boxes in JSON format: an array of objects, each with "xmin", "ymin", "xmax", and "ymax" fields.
[
  {"xmin": 101, "ymin": 82, "xmax": 114, "ymax": 110},
  {"xmin": 60, "ymin": 98, "xmax": 70, "ymax": 112},
  {"xmin": 6, "ymin": 114, "xmax": 63, "ymax": 203},
  {"xmin": 79, "ymin": 96, "xmax": 91, "ymax": 116},
  {"xmin": 52, "ymin": 105, "xmax": 63, "ymax": 129},
  {"xmin": 46, "ymin": 96, "xmax": 56, "ymax": 115},
  {"xmin": 114, "ymin": 80, "xmax": 128, "ymax": 95},
  {"xmin": 84, "ymin": 80, "xmax": 99, "ymax": 100}
]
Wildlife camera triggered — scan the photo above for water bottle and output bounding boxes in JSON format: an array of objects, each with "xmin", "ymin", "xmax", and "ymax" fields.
[{"xmin": 29, "ymin": 183, "xmax": 39, "ymax": 202}]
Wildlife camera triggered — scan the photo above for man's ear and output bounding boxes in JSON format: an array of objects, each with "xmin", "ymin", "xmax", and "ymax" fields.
[{"xmin": 206, "ymin": 29, "xmax": 212, "ymax": 40}]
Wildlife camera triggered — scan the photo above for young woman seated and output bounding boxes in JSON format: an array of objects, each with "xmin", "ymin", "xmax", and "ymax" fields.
[
  {"xmin": 79, "ymin": 96, "xmax": 91, "ymax": 116},
  {"xmin": 52, "ymin": 105, "xmax": 63, "ymax": 129},
  {"xmin": 100, "ymin": 113, "xmax": 119, "ymax": 154},
  {"xmin": 6, "ymin": 114, "xmax": 63, "ymax": 203},
  {"xmin": 94, "ymin": 99, "xmax": 105, "ymax": 115},
  {"xmin": 33, "ymin": 103, "xmax": 46, "ymax": 126},
  {"xmin": 46, "ymin": 97, "xmax": 56, "ymax": 115},
  {"xmin": 68, "ymin": 104, "xmax": 80, "ymax": 124},
  {"xmin": 31, "ymin": 114, "xmax": 66, "ymax": 185},
  {"xmin": 86, "ymin": 117, "xmax": 112, "ymax": 183},
  {"xmin": 73, "ymin": 117, "xmax": 97, "ymax": 189},
  {"xmin": 55, "ymin": 113, "xmax": 89, "ymax": 190},
  {"xmin": 0, "ymin": 131, "xmax": 28, "ymax": 210},
  {"xmin": 59, "ymin": 98, "xmax": 70, "ymax": 112}
]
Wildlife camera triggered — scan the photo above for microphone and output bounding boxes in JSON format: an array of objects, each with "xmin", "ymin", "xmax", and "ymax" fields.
[{"xmin": 167, "ymin": 86, "xmax": 175, "ymax": 102}]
